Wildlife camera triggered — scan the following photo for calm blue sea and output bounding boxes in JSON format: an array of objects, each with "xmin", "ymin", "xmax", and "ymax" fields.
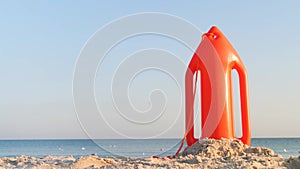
[{"xmin": 0, "ymin": 138, "xmax": 299, "ymax": 158}]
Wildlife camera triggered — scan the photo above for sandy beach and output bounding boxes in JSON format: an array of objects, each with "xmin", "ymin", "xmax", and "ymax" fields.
[{"xmin": 0, "ymin": 139, "xmax": 299, "ymax": 169}]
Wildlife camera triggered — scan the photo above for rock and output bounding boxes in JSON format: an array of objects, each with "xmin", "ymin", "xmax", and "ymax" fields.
[{"xmin": 285, "ymin": 156, "xmax": 300, "ymax": 169}]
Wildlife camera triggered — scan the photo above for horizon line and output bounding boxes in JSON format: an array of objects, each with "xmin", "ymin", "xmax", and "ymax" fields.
[{"xmin": 0, "ymin": 136, "xmax": 299, "ymax": 141}]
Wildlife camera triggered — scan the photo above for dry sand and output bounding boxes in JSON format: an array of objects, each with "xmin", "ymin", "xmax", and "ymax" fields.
[{"xmin": 0, "ymin": 138, "xmax": 299, "ymax": 169}]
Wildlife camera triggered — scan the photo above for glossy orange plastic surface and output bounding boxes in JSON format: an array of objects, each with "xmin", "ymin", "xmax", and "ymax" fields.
[{"xmin": 185, "ymin": 26, "xmax": 251, "ymax": 146}]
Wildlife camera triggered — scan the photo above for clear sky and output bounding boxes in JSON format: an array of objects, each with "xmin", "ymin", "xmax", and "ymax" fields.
[{"xmin": 0, "ymin": 1, "xmax": 300, "ymax": 139}]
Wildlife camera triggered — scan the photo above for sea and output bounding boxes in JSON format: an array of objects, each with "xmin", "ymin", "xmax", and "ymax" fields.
[{"xmin": 0, "ymin": 138, "xmax": 299, "ymax": 158}]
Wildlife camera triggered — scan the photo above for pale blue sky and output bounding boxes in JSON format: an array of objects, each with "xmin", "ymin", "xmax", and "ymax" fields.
[{"xmin": 0, "ymin": 1, "xmax": 300, "ymax": 139}]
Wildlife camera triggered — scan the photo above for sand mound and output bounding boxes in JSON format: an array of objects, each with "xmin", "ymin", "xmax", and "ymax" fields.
[
  {"xmin": 177, "ymin": 138, "xmax": 285, "ymax": 168},
  {"xmin": 181, "ymin": 138, "xmax": 276, "ymax": 158},
  {"xmin": 71, "ymin": 155, "xmax": 116, "ymax": 168}
]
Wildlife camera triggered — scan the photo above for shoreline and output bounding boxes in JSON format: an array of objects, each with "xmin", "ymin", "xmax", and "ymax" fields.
[{"xmin": 0, "ymin": 139, "xmax": 299, "ymax": 168}]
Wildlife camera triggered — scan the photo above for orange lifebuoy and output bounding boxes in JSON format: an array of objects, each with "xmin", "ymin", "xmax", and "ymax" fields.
[{"xmin": 185, "ymin": 26, "xmax": 251, "ymax": 146}]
